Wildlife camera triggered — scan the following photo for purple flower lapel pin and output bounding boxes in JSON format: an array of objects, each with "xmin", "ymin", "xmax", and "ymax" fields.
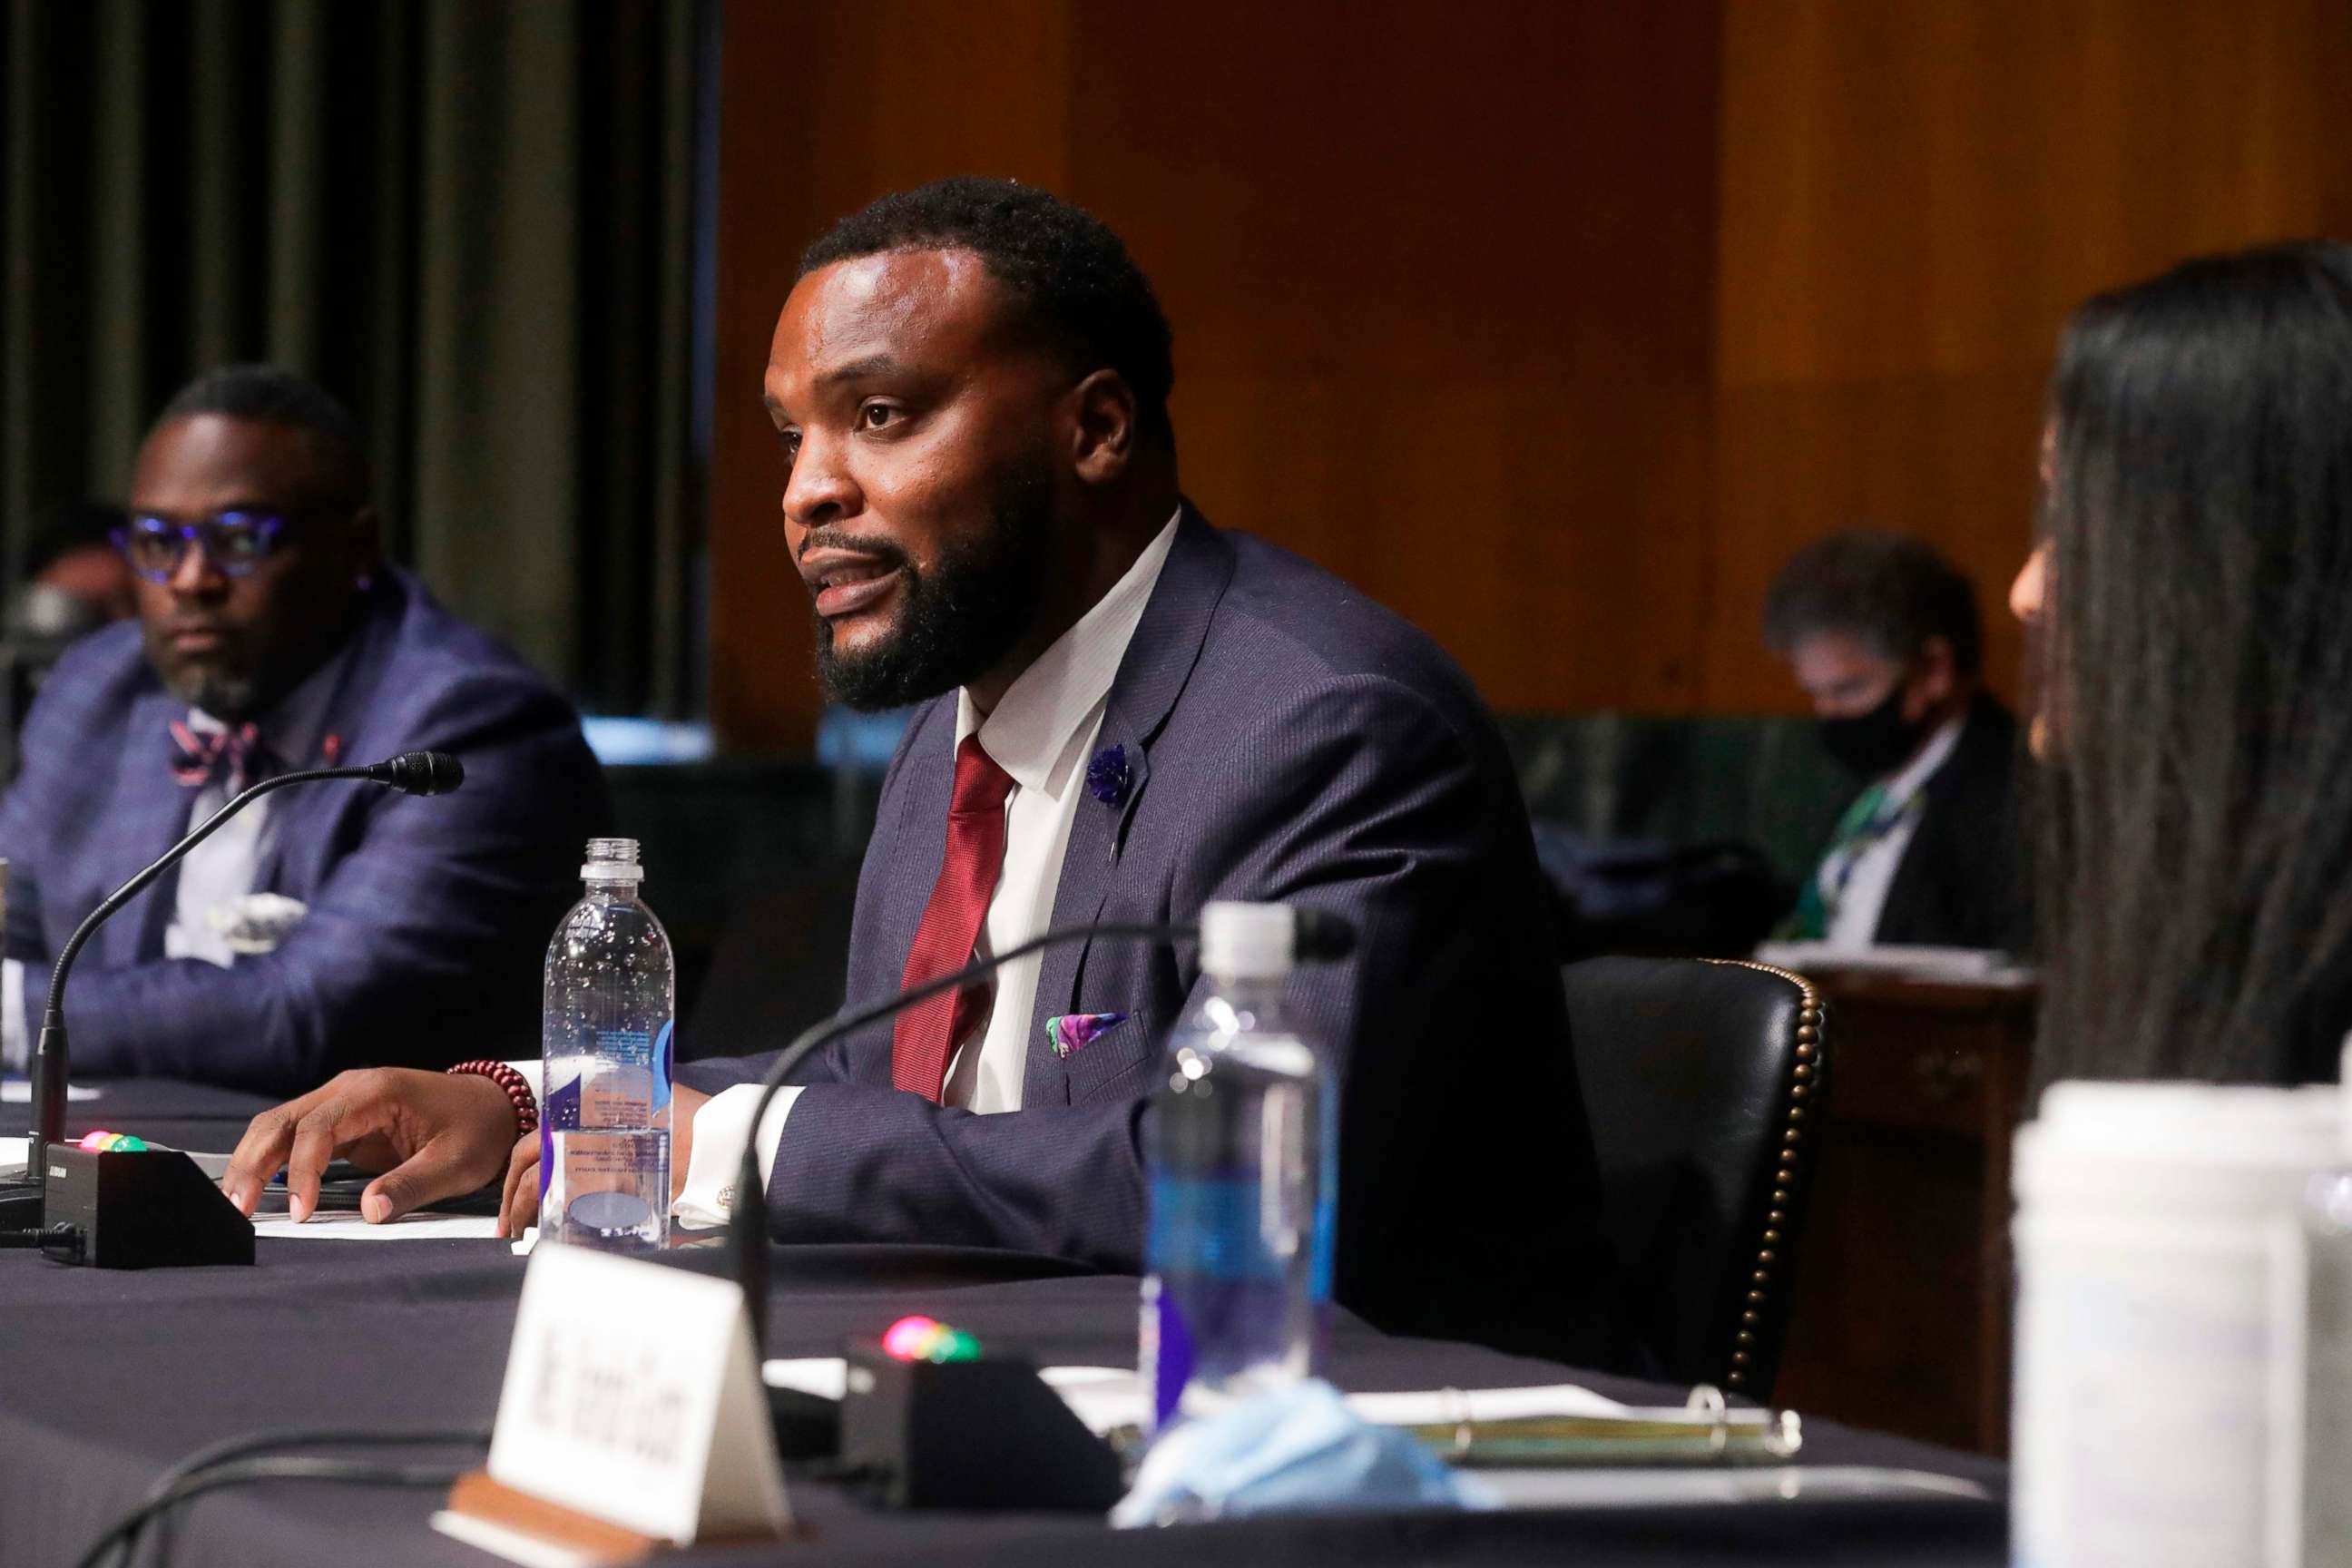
[{"xmin": 1086, "ymin": 742, "xmax": 1132, "ymax": 807}]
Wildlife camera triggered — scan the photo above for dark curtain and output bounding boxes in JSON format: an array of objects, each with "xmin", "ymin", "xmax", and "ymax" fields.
[{"xmin": 0, "ymin": 0, "xmax": 710, "ymax": 715}]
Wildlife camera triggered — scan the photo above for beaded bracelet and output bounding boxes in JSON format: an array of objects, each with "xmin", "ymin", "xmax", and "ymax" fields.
[{"xmin": 446, "ymin": 1059, "xmax": 539, "ymax": 1136}]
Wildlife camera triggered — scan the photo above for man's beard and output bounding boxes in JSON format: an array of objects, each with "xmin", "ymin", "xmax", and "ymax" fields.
[
  {"xmin": 811, "ymin": 454, "xmax": 1056, "ymax": 711},
  {"xmin": 152, "ymin": 648, "xmax": 261, "ymax": 722}
]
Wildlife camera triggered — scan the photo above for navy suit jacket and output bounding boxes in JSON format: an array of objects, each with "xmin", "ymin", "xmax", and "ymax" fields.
[
  {"xmin": 682, "ymin": 510, "xmax": 1611, "ymax": 1362},
  {"xmin": 0, "ymin": 571, "xmax": 611, "ymax": 1093}
]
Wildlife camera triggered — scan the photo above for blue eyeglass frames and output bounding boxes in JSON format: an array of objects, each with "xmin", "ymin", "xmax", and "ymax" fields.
[{"xmin": 111, "ymin": 510, "xmax": 288, "ymax": 583}]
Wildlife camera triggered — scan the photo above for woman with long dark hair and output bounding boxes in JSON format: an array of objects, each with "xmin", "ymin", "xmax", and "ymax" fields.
[{"xmin": 2024, "ymin": 240, "xmax": 2352, "ymax": 1086}]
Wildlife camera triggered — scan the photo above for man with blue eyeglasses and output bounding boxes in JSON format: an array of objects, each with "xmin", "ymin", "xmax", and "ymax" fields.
[{"xmin": 0, "ymin": 365, "xmax": 609, "ymax": 1093}]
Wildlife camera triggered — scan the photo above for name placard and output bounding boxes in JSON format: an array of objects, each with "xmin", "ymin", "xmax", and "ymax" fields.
[{"xmin": 485, "ymin": 1242, "xmax": 789, "ymax": 1545}]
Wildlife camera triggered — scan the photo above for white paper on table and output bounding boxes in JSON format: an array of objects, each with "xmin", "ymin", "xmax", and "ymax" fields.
[
  {"xmin": 253, "ymin": 1212, "xmax": 503, "ymax": 1240},
  {"xmin": 1752, "ymin": 940, "xmax": 2035, "ymax": 988},
  {"xmin": 0, "ymin": 1080, "xmax": 102, "ymax": 1102},
  {"xmin": 761, "ymin": 1357, "xmax": 851, "ymax": 1400},
  {"xmin": 1345, "ymin": 1383, "xmax": 1629, "ymax": 1426},
  {"xmin": 759, "ymin": 1358, "xmax": 1626, "ymax": 1440},
  {"xmin": 1477, "ymin": 1465, "xmax": 1990, "ymax": 1508}
]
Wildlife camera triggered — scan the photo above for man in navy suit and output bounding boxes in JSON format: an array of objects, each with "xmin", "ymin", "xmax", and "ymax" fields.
[
  {"xmin": 1, "ymin": 366, "xmax": 608, "ymax": 1094},
  {"xmin": 227, "ymin": 182, "xmax": 1608, "ymax": 1360}
]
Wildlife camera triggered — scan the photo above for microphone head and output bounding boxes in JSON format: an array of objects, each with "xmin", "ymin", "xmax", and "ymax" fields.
[{"xmin": 377, "ymin": 750, "xmax": 465, "ymax": 796}]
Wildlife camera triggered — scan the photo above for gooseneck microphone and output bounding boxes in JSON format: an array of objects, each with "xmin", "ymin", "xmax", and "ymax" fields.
[
  {"xmin": 0, "ymin": 750, "xmax": 465, "ymax": 1253},
  {"xmin": 723, "ymin": 906, "xmax": 1356, "ymax": 1353}
]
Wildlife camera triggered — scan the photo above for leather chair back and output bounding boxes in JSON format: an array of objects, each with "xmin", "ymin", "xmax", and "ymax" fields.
[{"xmin": 1563, "ymin": 956, "xmax": 1827, "ymax": 1400}]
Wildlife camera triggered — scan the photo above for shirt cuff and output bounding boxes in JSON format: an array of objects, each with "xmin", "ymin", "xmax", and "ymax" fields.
[{"xmin": 673, "ymin": 1083, "xmax": 803, "ymax": 1230}]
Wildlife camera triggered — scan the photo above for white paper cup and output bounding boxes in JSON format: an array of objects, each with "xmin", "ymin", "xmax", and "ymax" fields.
[{"xmin": 2013, "ymin": 1082, "xmax": 2338, "ymax": 1568}]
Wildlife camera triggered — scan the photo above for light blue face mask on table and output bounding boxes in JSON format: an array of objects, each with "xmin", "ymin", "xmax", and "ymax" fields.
[{"xmin": 1112, "ymin": 1379, "xmax": 1497, "ymax": 1526}]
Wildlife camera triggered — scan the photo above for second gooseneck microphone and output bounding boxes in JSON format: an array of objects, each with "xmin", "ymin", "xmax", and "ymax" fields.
[{"xmin": 10, "ymin": 750, "xmax": 466, "ymax": 1224}]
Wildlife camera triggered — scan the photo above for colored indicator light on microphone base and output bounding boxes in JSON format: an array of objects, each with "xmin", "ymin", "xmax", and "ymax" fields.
[
  {"xmin": 74, "ymin": 1131, "xmax": 149, "ymax": 1153},
  {"xmin": 881, "ymin": 1314, "xmax": 982, "ymax": 1363}
]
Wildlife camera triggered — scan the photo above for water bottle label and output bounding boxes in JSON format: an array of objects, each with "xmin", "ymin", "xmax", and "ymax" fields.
[
  {"xmin": 1145, "ymin": 1175, "xmax": 1287, "ymax": 1282},
  {"xmin": 539, "ymin": 1070, "xmax": 582, "ymax": 1203},
  {"xmin": 1309, "ymin": 1194, "xmax": 1336, "ymax": 1303},
  {"xmin": 1142, "ymin": 1274, "xmax": 1196, "ymax": 1430},
  {"xmin": 577, "ymin": 1023, "xmax": 673, "ymax": 1104}
]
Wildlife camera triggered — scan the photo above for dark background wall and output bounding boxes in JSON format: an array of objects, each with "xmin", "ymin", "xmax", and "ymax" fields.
[
  {"xmin": 0, "ymin": 0, "xmax": 710, "ymax": 716},
  {"xmin": 708, "ymin": 0, "xmax": 2352, "ymax": 750}
]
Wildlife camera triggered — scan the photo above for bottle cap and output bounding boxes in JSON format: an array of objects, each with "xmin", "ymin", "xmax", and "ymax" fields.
[
  {"xmin": 1200, "ymin": 901, "xmax": 1294, "ymax": 981},
  {"xmin": 582, "ymin": 836, "xmax": 643, "ymax": 883}
]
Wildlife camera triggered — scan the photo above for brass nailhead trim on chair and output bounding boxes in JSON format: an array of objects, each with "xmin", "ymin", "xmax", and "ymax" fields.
[{"xmin": 1697, "ymin": 958, "xmax": 1826, "ymax": 1398}]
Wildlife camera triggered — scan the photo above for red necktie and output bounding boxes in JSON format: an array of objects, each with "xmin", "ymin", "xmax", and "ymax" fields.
[{"xmin": 891, "ymin": 735, "xmax": 1016, "ymax": 1101}]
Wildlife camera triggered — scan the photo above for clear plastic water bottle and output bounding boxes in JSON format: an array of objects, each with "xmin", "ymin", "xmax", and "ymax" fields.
[
  {"xmin": 1142, "ymin": 902, "xmax": 1338, "ymax": 1430},
  {"xmin": 2298, "ymin": 1036, "xmax": 2352, "ymax": 1567},
  {"xmin": 540, "ymin": 838, "xmax": 674, "ymax": 1249}
]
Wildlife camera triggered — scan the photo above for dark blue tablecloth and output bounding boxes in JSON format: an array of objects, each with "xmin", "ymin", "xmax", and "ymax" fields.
[{"xmin": 0, "ymin": 1082, "xmax": 2006, "ymax": 1568}]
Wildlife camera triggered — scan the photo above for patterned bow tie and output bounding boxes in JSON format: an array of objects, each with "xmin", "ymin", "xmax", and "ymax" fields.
[{"xmin": 168, "ymin": 719, "xmax": 271, "ymax": 789}]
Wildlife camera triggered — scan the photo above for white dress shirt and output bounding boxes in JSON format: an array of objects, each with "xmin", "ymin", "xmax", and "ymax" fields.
[
  {"xmin": 1822, "ymin": 713, "xmax": 1965, "ymax": 949},
  {"xmin": 163, "ymin": 651, "xmax": 350, "ymax": 966},
  {"xmin": 671, "ymin": 510, "xmax": 1182, "ymax": 1226}
]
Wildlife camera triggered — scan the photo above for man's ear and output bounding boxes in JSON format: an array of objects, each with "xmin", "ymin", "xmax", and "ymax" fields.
[{"xmin": 1069, "ymin": 368, "xmax": 1139, "ymax": 487}]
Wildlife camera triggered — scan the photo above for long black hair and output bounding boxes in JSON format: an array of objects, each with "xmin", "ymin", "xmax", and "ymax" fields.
[{"xmin": 2035, "ymin": 240, "xmax": 2352, "ymax": 1086}]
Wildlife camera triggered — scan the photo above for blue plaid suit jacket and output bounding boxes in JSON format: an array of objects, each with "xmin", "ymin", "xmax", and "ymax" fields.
[
  {"xmin": 681, "ymin": 509, "xmax": 1610, "ymax": 1362},
  {"xmin": 0, "ymin": 571, "xmax": 609, "ymax": 1093}
]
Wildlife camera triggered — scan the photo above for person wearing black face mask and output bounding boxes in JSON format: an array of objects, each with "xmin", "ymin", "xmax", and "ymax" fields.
[{"xmin": 1763, "ymin": 529, "xmax": 2026, "ymax": 952}]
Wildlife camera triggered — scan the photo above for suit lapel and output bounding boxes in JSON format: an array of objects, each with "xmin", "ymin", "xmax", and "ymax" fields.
[
  {"xmin": 855, "ymin": 701, "xmax": 956, "ymax": 1084},
  {"xmin": 252, "ymin": 603, "xmax": 393, "ymax": 896},
  {"xmin": 1022, "ymin": 697, "xmax": 1152, "ymax": 1107},
  {"xmin": 1024, "ymin": 506, "xmax": 1234, "ymax": 1106}
]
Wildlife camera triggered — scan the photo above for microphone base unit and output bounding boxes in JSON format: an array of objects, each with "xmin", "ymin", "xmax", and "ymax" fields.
[
  {"xmin": 39, "ymin": 1146, "xmax": 254, "ymax": 1268},
  {"xmin": 838, "ymin": 1343, "xmax": 1123, "ymax": 1511}
]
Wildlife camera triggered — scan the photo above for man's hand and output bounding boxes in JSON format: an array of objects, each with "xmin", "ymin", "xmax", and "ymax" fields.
[
  {"xmin": 495, "ymin": 1083, "xmax": 709, "ymax": 1240},
  {"xmin": 497, "ymin": 1134, "xmax": 541, "ymax": 1240},
  {"xmin": 220, "ymin": 1068, "xmax": 523, "ymax": 1224}
]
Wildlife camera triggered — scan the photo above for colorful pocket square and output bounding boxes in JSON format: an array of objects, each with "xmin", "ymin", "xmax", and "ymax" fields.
[{"xmin": 1045, "ymin": 1011, "xmax": 1129, "ymax": 1060}]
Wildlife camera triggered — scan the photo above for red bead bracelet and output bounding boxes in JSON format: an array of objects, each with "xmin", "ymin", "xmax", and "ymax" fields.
[{"xmin": 446, "ymin": 1059, "xmax": 539, "ymax": 1136}]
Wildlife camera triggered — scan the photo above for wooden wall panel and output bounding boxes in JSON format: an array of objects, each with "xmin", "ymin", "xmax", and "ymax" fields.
[
  {"xmin": 710, "ymin": 0, "xmax": 2352, "ymax": 746},
  {"xmin": 1710, "ymin": 0, "xmax": 2352, "ymax": 712},
  {"xmin": 707, "ymin": 0, "xmax": 1718, "ymax": 744},
  {"xmin": 1062, "ymin": 0, "xmax": 1722, "ymax": 713}
]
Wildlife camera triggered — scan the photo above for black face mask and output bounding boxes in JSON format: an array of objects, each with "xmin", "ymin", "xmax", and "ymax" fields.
[{"xmin": 1817, "ymin": 684, "xmax": 1925, "ymax": 779}]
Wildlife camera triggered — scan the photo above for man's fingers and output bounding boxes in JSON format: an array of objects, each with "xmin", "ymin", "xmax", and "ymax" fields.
[
  {"xmin": 361, "ymin": 1133, "xmax": 492, "ymax": 1225},
  {"xmin": 220, "ymin": 1091, "xmax": 330, "ymax": 1215},
  {"xmin": 497, "ymin": 1137, "xmax": 541, "ymax": 1240},
  {"xmin": 283, "ymin": 1100, "xmax": 381, "ymax": 1224},
  {"xmin": 507, "ymin": 1181, "xmax": 541, "ymax": 1238},
  {"xmin": 500, "ymin": 1163, "xmax": 543, "ymax": 1240}
]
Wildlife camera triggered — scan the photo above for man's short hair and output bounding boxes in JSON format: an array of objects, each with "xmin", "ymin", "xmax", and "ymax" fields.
[
  {"xmin": 799, "ymin": 176, "xmax": 1176, "ymax": 439},
  {"xmin": 154, "ymin": 364, "xmax": 372, "ymax": 506},
  {"xmin": 1762, "ymin": 529, "xmax": 1984, "ymax": 676}
]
